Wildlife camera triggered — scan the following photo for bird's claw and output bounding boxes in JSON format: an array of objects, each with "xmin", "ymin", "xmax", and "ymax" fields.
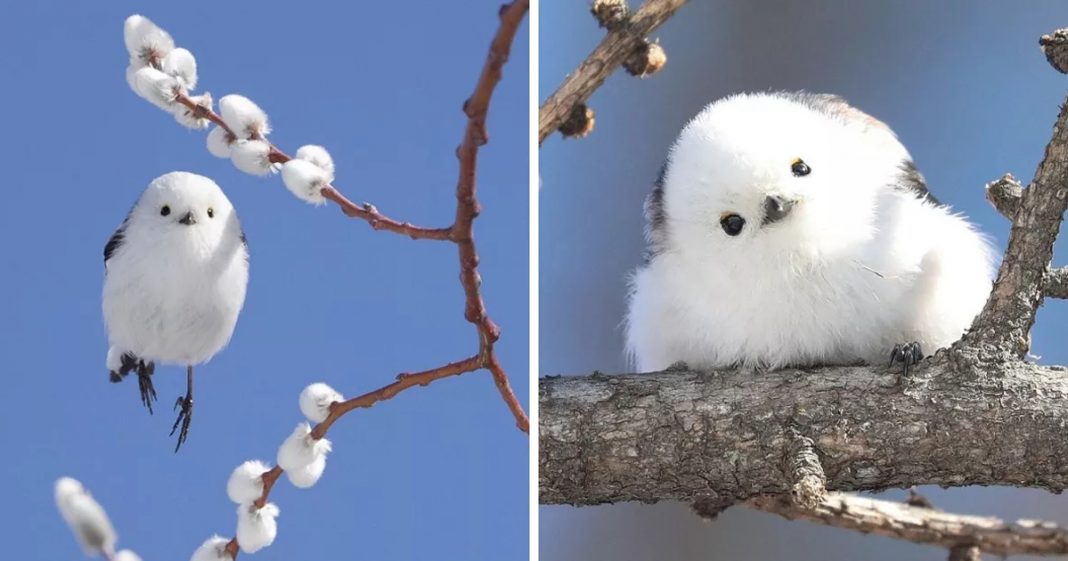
[
  {"xmin": 889, "ymin": 341, "xmax": 924, "ymax": 377},
  {"xmin": 134, "ymin": 361, "xmax": 156, "ymax": 415},
  {"xmin": 170, "ymin": 394, "xmax": 193, "ymax": 452}
]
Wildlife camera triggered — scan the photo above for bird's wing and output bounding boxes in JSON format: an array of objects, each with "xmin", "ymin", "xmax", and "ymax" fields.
[
  {"xmin": 896, "ymin": 160, "xmax": 943, "ymax": 207},
  {"xmin": 103, "ymin": 223, "xmax": 126, "ymax": 269}
]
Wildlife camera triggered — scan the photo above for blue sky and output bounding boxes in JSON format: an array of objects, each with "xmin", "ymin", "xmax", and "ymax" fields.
[
  {"xmin": 0, "ymin": 2, "xmax": 528, "ymax": 560},
  {"xmin": 540, "ymin": 2, "xmax": 1068, "ymax": 560}
]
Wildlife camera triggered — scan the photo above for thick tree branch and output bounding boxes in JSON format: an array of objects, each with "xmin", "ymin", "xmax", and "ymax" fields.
[
  {"xmin": 539, "ymin": 359, "xmax": 1068, "ymax": 507},
  {"xmin": 538, "ymin": 0, "xmax": 688, "ymax": 144},
  {"xmin": 748, "ymin": 493, "xmax": 1068, "ymax": 556}
]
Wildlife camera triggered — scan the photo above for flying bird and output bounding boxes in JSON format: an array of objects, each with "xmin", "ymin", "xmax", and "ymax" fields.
[
  {"xmin": 626, "ymin": 92, "xmax": 994, "ymax": 374},
  {"xmin": 103, "ymin": 171, "xmax": 248, "ymax": 451}
]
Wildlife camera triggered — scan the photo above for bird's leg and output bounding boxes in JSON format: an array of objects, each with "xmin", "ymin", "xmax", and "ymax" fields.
[
  {"xmin": 135, "ymin": 360, "xmax": 157, "ymax": 415},
  {"xmin": 888, "ymin": 341, "xmax": 924, "ymax": 376},
  {"xmin": 170, "ymin": 365, "xmax": 194, "ymax": 452}
]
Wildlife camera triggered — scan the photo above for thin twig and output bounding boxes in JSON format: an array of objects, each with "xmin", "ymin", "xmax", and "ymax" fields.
[
  {"xmin": 212, "ymin": 3, "xmax": 530, "ymax": 556},
  {"xmin": 538, "ymin": 0, "xmax": 688, "ymax": 144},
  {"xmin": 174, "ymin": 93, "xmax": 453, "ymax": 240},
  {"xmin": 750, "ymin": 492, "xmax": 1068, "ymax": 556}
]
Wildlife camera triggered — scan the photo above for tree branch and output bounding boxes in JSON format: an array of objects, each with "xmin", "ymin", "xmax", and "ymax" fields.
[
  {"xmin": 747, "ymin": 492, "xmax": 1068, "ymax": 556},
  {"xmin": 539, "ymin": 360, "xmax": 1068, "ymax": 507},
  {"xmin": 957, "ymin": 89, "xmax": 1068, "ymax": 359},
  {"xmin": 538, "ymin": 0, "xmax": 688, "ymax": 144},
  {"xmin": 1040, "ymin": 28, "xmax": 1068, "ymax": 74},
  {"xmin": 984, "ymin": 173, "xmax": 1023, "ymax": 219}
]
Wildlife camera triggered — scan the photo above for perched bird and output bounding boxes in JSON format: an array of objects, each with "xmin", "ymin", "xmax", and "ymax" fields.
[
  {"xmin": 103, "ymin": 171, "xmax": 248, "ymax": 450},
  {"xmin": 626, "ymin": 92, "xmax": 994, "ymax": 374}
]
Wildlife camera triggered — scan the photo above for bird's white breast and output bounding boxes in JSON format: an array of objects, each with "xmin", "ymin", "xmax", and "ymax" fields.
[{"xmin": 103, "ymin": 229, "xmax": 248, "ymax": 366}]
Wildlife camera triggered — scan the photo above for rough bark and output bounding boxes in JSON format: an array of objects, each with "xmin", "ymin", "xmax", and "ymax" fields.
[
  {"xmin": 748, "ymin": 493, "xmax": 1068, "ymax": 556},
  {"xmin": 540, "ymin": 359, "xmax": 1068, "ymax": 507}
]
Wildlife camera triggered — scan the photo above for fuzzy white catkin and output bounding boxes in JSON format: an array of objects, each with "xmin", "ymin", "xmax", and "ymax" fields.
[
  {"xmin": 206, "ymin": 127, "xmax": 233, "ymax": 159},
  {"xmin": 115, "ymin": 550, "xmax": 143, "ymax": 561},
  {"xmin": 219, "ymin": 95, "xmax": 269, "ymax": 139},
  {"xmin": 173, "ymin": 93, "xmax": 212, "ymax": 129},
  {"xmin": 227, "ymin": 460, "xmax": 270, "ymax": 505},
  {"xmin": 54, "ymin": 477, "xmax": 117, "ymax": 556},
  {"xmin": 298, "ymin": 383, "xmax": 342, "ymax": 423},
  {"xmin": 286, "ymin": 452, "xmax": 327, "ymax": 488},
  {"xmin": 277, "ymin": 422, "xmax": 332, "ymax": 472},
  {"xmin": 190, "ymin": 535, "xmax": 230, "ymax": 561},
  {"xmin": 161, "ymin": 47, "xmax": 197, "ymax": 91},
  {"xmin": 124, "ymin": 15, "xmax": 174, "ymax": 63},
  {"xmin": 230, "ymin": 140, "xmax": 274, "ymax": 176},
  {"xmin": 295, "ymin": 145, "xmax": 335, "ymax": 176},
  {"xmin": 131, "ymin": 66, "xmax": 179, "ymax": 110},
  {"xmin": 236, "ymin": 503, "xmax": 279, "ymax": 554},
  {"xmin": 282, "ymin": 160, "xmax": 331, "ymax": 205}
]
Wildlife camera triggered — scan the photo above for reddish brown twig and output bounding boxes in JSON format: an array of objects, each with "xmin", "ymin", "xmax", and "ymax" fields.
[
  {"xmin": 208, "ymin": 2, "xmax": 529, "ymax": 557},
  {"xmin": 174, "ymin": 93, "xmax": 453, "ymax": 240}
]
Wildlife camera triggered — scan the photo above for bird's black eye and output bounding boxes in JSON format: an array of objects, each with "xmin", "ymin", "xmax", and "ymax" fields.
[
  {"xmin": 791, "ymin": 158, "xmax": 811, "ymax": 177},
  {"xmin": 160, "ymin": 205, "xmax": 171, "ymax": 216},
  {"xmin": 207, "ymin": 208, "xmax": 214, "ymax": 218},
  {"xmin": 720, "ymin": 213, "xmax": 745, "ymax": 236}
]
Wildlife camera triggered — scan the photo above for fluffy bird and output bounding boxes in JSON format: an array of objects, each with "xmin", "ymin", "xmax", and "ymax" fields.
[
  {"xmin": 103, "ymin": 171, "xmax": 248, "ymax": 450},
  {"xmin": 626, "ymin": 92, "xmax": 994, "ymax": 374}
]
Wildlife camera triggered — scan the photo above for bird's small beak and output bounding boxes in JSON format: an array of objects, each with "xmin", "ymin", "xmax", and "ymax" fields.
[
  {"xmin": 762, "ymin": 195, "xmax": 796, "ymax": 226},
  {"xmin": 178, "ymin": 211, "xmax": 197, "ymax": 226}
]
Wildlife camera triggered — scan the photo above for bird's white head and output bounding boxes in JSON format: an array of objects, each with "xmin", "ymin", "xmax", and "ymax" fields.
[
  {"xmin": 651, "ymin": 92, "xmax": 914, "ymax": 268},
  {"xmin": 129, "ymin": 171, "xmax": 241, "ymax": 259}
]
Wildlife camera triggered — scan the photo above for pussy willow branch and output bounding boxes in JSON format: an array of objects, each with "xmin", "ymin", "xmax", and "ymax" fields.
[
  {"xmin": 538, "ymin": 0, "xmax": 688, "ymax": 144},
  {"xmin": 200, "ymin": 2, "xmax": 529, "ymax": 557},
  {"xmin": 221, "ymin": 355, "xmax": 482, "ymax": 558},
  {"xmin": 746, "ymin": 493, "xmax": 1068, "ymax": 556}
]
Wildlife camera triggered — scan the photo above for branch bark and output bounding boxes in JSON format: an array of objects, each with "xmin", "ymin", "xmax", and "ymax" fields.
[
  {"xmin": 748, "ymin": 492, "xmax": 1068, "ymax": 556},
  {"xmin": 538, "ymin": 0, "xmax": 688, "ymax": 144},
  {"xmin": 539, "ymin": 359, "xmax": 1068, "ymax": 507}
]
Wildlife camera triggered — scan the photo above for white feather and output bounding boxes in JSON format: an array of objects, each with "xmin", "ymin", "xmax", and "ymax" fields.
[
  {"xmin": 54, "ymin": 477, "xmax": 117, "ymax": 556},
  {"xmin": 103, "ymin": 172, "xmax": 249, "ymax": 370},
  {"xmin": 626, "ymin": 92, "xmax": 995, "ymax": 372},
  {"xmin": 219, "ymin": 94, "xmax": 270, "ymax": 139},
  {"xmin": 226, "ymin": 460, "xmax": 270, "ymax": 505},
  {"xmin": 235, "ymin": 503, "xmax": 279, "ymax": 554},
  {"xmin": 189, "ymin": 535, "xmax": 230, "ymax": 561}
]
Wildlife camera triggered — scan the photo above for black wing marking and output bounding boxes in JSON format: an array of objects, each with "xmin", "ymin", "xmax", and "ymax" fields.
[
  {"xmin": 897, "ymin": 160, "xmax": 943, "ymax": 207},
  {"xmin": 240, "ymin": 230, "xmax": 248, "ymax": 247},
  {"xmin": 104, "ymin": 221, "xmax": 127, "ymax": 267},
  {"xmin": 642, "ymin": 163, "xmax": 669, "ymax": 263}
]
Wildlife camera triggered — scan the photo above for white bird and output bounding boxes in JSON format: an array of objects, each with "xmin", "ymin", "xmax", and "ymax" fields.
[
  {"xmin": 626, "ymin": 92, "xmax": 994, "ymax": 374},
  {"xmin": 103, "ymin": 171, "xmax": 249, "ymax": 450}
]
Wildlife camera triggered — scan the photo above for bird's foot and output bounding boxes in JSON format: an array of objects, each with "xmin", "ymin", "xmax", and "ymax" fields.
[
  {"xmin": 889, "ymin": 341, "xmax": 924, "ymax": 377},
  {"xmin": 136, "ymin": 361, "xmax": 157, "ymax": 415},
  {"xmin": 109, "ymin": 352, "xmax": 140, "ymax": 383},
  {"xmin": 170, "ymin": 393, "xmax": 193, "ymax": 452}
]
